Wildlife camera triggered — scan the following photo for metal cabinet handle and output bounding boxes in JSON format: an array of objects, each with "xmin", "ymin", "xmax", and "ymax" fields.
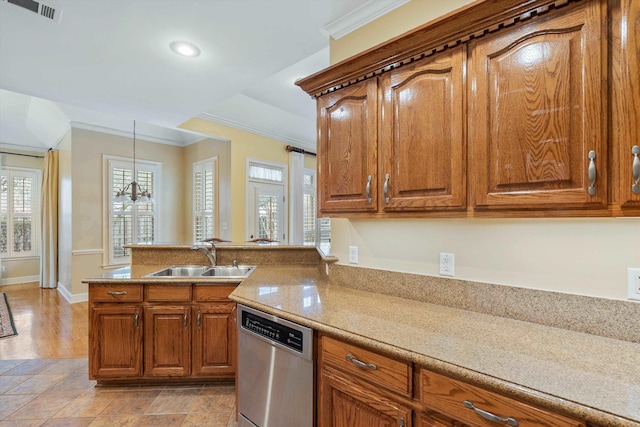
[
  {"xmin": 107, "ymin": 291, "xmax": 127, "ymax": 296},
  {"xmin": 346, "ymin": 354, "xmax": 377, "ymax": 370},
  {"xmin": 632, "ymin": 145, "xmax": 640, "ymax": 194},
  {"xmin": 588, "ymin": 150, "xmax": 597, "ymax": 196},
  {"xmin": 134, "ymin": 312, "xmax": 139, "ymax": 330},
  {"xmin": 183, "ymin": 312, "xmax": 188, "ymax": 329},
  {"xmin": 232, "ymin": 305, "xmax": 237, "ymax": 323},
  {"xmin": 383, "ymin": 173, "xmax": 390, "ymax": 203},
  {"xmin": 365, "ymin": 175, "xmax": 372, "ymax": 204},
  {"xmin": 463, "ymin": 400, "xmax": 518, "ymax": 426},
  {"xmin": 399, "ymin": 418, "xmax": 405, "ymax": 427},
  {"xmin": 197, "ymin": 311, "xmax": 201, "ymax": 329}
]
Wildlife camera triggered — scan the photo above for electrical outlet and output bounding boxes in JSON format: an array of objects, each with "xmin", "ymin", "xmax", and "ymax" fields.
[
  {"xmin": 349, "ymin": 246, "xmax": 358, "ymax": 264},
  {"xmin": 439, "ymin": 253, "xmax": 454, "ymax": 276},
  {"xmin": 628, "ymin": 268, "xmax": 640, "ymax": 301}
]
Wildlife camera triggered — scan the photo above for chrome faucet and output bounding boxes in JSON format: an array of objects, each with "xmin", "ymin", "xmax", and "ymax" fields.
[{"xmin": 191, "ymin": 243, "xmax": 216, "ymax": 267}]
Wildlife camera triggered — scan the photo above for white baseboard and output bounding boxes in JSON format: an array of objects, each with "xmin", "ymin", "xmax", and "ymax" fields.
[
  {"xmin": 1, "ymin": 275, "xmax": 40, "ymax": 286},
  {"xmin": 56, "ymin": 282, "xmax": 88, "ymax": 304}
]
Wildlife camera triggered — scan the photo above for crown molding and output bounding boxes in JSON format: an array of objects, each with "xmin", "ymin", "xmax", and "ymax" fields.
[
  {"xmin": 69, "ymin": 121, "xmax": 200, "ymax": 146},
  {"xmin": 197, "ymin": 113, "xmax": 316, "ymax": 152},
  {"xmin": 0, "ymin": 141, "xmax": 50, "ymax": 153},
  {"xmin": 320, "ymin": 0, "xmax": 409, "ymax": 40}
]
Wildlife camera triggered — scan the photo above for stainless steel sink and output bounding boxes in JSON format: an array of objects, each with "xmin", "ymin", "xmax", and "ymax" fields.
[
  {"xmin": 201, "ymin": 265, "xmax": 256, "ymax": 278},
  {"xmin": 145, "ymin": 265, "xmax": 209, "ymax": 277},
  {"xmin": 144, "ymin": 264, "xmax": 256, "ymax": 279}
]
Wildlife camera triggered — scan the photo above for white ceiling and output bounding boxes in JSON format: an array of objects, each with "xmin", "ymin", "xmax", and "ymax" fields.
[{"xmin": 0, "ymin": 0, "xmax": 407, "ymax": 151}]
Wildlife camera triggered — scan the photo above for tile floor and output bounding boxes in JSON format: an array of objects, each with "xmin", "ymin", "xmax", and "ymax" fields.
[{"xmin": 0, "ymin": 359, "xmax": 237, "ymax": 426}]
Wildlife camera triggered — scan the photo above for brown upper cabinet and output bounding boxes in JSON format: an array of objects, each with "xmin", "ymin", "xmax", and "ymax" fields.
[
  {"xmin": 317, "ymin": 79, "xmax": 378, "ymax": 213},
  {"xmin": 380, "ymin": 46, "xmax": 466, "ymax": 212},
  {"xmin": 468, "ymin": 3, "xmax": 606, "ymax": 210},
  {"xmin": 612, "ymin": 0, "xmax": 640, "ymax": 211},
  {"xmin": 298, "ymin": 0, "xmax": 640, "ymax": 218}
]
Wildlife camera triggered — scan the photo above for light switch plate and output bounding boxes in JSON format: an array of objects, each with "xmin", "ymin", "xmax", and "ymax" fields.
[
  {"xmin": 349, "ymin": 246, "xmax": 358, "ymax": 264},
  {"xmin": 628, "ymin": 268, "xmax": 640, "ymax": 301}
]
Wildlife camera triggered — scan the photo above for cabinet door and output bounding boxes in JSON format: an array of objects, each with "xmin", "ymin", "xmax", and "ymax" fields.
[
  {"xmin": 380, "ymin": 46, "xmax": 466, "ymax": 211},
  {"xmin": 192, "ymin": 302, "xmax": 236, "ymax": 377},
  {"xmin": 319, "ymin": 369, "xmax": 411, "ymax": 427},
  {"xmin": 612, "ymin": 0, "xmax": 640, "ymax": 209},
  {"xmin": 144, "ymin": 305, "xmax": 191, "ymax": 377},
  {"xmin": 469, "ymin": 2, "xmax": 606, "ymax": 209},
  {"xmin": 89, "ymin": 306, "xmax": 142, "ymax": 379},
  {"xmin": 317, "ymin": 79, "xmax": 378, "ymax": 214},
  {"xmin": 419, "ymin": 411, "xmax": 470, "ymax": 427}
]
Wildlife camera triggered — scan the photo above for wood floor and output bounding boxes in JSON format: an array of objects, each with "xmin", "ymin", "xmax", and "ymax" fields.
[{"xmin": 0, "ymin": 282, "xmax": 88, "ymax": 360}]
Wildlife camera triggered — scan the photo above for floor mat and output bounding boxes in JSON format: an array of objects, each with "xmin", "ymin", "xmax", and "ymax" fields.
[{"xmin": 0, "ymin": 293, "xmax": 17, "ymax": 338}]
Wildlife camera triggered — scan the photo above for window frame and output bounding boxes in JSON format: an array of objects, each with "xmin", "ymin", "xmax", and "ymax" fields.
[
  {"xmin": 245, "ymin": 158, "xmax": 288, "ymax": 243},
  {"xmin": 0, "ymin": 166, "xmax": 41, "ymax": 259},
  {"xmin": 193, "ymin": 156, "xmax": 218, "ymax": 242},
  {"xmin": 302, "ymin": 168, "xmax": 317, "ymax": 244},
  {"xmin": 103, "ymin": 155, "xmax": 161, "ymax": 267}
]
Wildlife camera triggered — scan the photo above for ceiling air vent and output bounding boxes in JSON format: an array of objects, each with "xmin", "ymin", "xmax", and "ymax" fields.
[{"xmin": 2, "ymin": 0, "xmax": 62, "ymax": 23}]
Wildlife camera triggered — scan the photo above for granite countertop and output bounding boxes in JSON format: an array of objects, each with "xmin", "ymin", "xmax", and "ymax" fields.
[
  {"xmin": 230, "ymin": 266, "xmax": 640, "ymax": 427},
  {"xmin": 81, "ymin": 266, "xmax": 243, "ymax": 285}
]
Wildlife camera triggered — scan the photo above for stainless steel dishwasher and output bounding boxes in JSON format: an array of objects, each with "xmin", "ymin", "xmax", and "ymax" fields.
[{"xmin": 237, "ymin": 304, "xmax": 314, "ymax": 427}]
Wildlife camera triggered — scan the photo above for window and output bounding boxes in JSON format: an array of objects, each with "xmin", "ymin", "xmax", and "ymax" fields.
[
  {"xmin": 247, "ymin": 160, "xmax": 287, "ymax": 242},
  {"xmin": 0, "ymin": 168, "xmax": 40, "ymax": 258},
  {"xmin": 105, "ymin": 156, "xmax": 160, "ymax": 265},
  {"xmin": 302, "ymin": 169, "xmax": 316, "ymax": 244},
  {"xmin": 193, "ymin": 157, "xmax": 217, "ymax": 241}
]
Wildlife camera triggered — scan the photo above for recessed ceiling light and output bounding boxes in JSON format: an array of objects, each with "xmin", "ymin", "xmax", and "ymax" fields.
[{"xmin": 170, "ymin": 41, "xmax": 201, "ymax": 57}]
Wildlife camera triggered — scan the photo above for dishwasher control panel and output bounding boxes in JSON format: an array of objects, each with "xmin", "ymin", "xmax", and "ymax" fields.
[{"xmin": 241, "ymin": 310, "xmax": 304, "ymax": 353}]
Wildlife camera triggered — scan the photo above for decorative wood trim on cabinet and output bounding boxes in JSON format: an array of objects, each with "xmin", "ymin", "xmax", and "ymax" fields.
[{"xmin": 296, "ymin": 0, "xmax": 582, "ymax": 97}]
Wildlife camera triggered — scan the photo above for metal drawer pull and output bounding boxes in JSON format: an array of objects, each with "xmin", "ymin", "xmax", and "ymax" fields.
[
  {"xmin": 399, "ymin": 418, "xmax": 404, "ymax": 427},
  {"xmin": 463, "ymin": 400, "xmax": 518, "ymax": 426},
  {"xmin": 632, "ymin": 145, "xmax": 640, "ymax": 194},
  {"xmin": 183, "ymin": 313, "xmax": 188, "ymax": 329},
  {"xmin": 134, "ymin": 312, "xmax": 139, "ymax": 330},
  {"xmin": 366, "ymin": 175, "xmax": 372, "ymax": 204},
  {"xmin": 588, "ymin": 150, "xmax": 597, "ymax": 196},
  {"xmin": 383, "ymin": 173, "xmax": 390, "ymax": 203},
  {"xmin": 346, "ymin": 354, "xmax": 377, "ymax": 370},
  {"xmin": 107, "ymin": 291, "xmax": 127, "ymax": 296},
  {"xmin": 197, "ymin": 311, "xmax": 201, "ymax": 329}
]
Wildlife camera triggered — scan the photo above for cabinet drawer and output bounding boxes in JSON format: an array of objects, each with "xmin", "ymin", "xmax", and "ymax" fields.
[
  {"xmin": 145, "ymin": 285, "xmax": 192, "ymax": 302},
  {"xmin": 90, "ymin": 284, "xmax": 143, "ymax": 303},
  {"xmin": 194, "ymin": 285, "xmax": 236, "ymax": 301},
  {"xmin": 321, "ymin": 335, "xmax": 412, "ymax": 397},
  {"xmin": 421, "ymin": 370, "xmax": 584, "ymax": 427}
]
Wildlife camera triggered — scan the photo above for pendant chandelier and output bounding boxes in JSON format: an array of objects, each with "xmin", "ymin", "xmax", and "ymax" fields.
[{"xmin": 113, "ymin": 120, "xmax": 154, "ymax": 204}]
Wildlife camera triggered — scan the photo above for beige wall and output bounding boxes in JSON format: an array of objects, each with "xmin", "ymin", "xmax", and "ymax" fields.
[
  {"xmin": 0, "ymin": 148, "xmax": 45, "ymax": 284},
  {"xmin": 68, "ymin": 128, "xmax": 187, "ymax": 295},
  {"xmin": 328, "ymin": 0, "xmax": 640, "ymax": 301},
  {"xmin": 180, "ymin": 118, "xmax": 296, "ymax": 242},
  {"xmin": 184, "ymin": 138, "xmax": 232, "ymax": 241},
  {"xmin": 330, "ymin": 0, "xmax": 474, "ymax": 63}
]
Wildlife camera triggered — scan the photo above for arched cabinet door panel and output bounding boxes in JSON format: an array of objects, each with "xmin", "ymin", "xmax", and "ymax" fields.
[
  {"xmin": 317, "ymin": 79, "xmax": 378, "ymax": 214},
  {"xmin": 468, "ymin": 1, "xmax": 607, "ymax": 210}
]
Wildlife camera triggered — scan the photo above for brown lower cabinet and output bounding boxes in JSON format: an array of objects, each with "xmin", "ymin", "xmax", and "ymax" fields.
[
  {"xmin": 319, "ymin": 334, "xmax": 587, "ymax": 427},
  {"xmin": 89, "ymin": 283, "xmax": 237, "ymax": 383}
]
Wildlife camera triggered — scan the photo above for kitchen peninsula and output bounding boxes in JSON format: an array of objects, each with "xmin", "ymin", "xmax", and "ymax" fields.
[{"xmin": 83, "ymin": 242, "xmax": 640, "ymax": 426}]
